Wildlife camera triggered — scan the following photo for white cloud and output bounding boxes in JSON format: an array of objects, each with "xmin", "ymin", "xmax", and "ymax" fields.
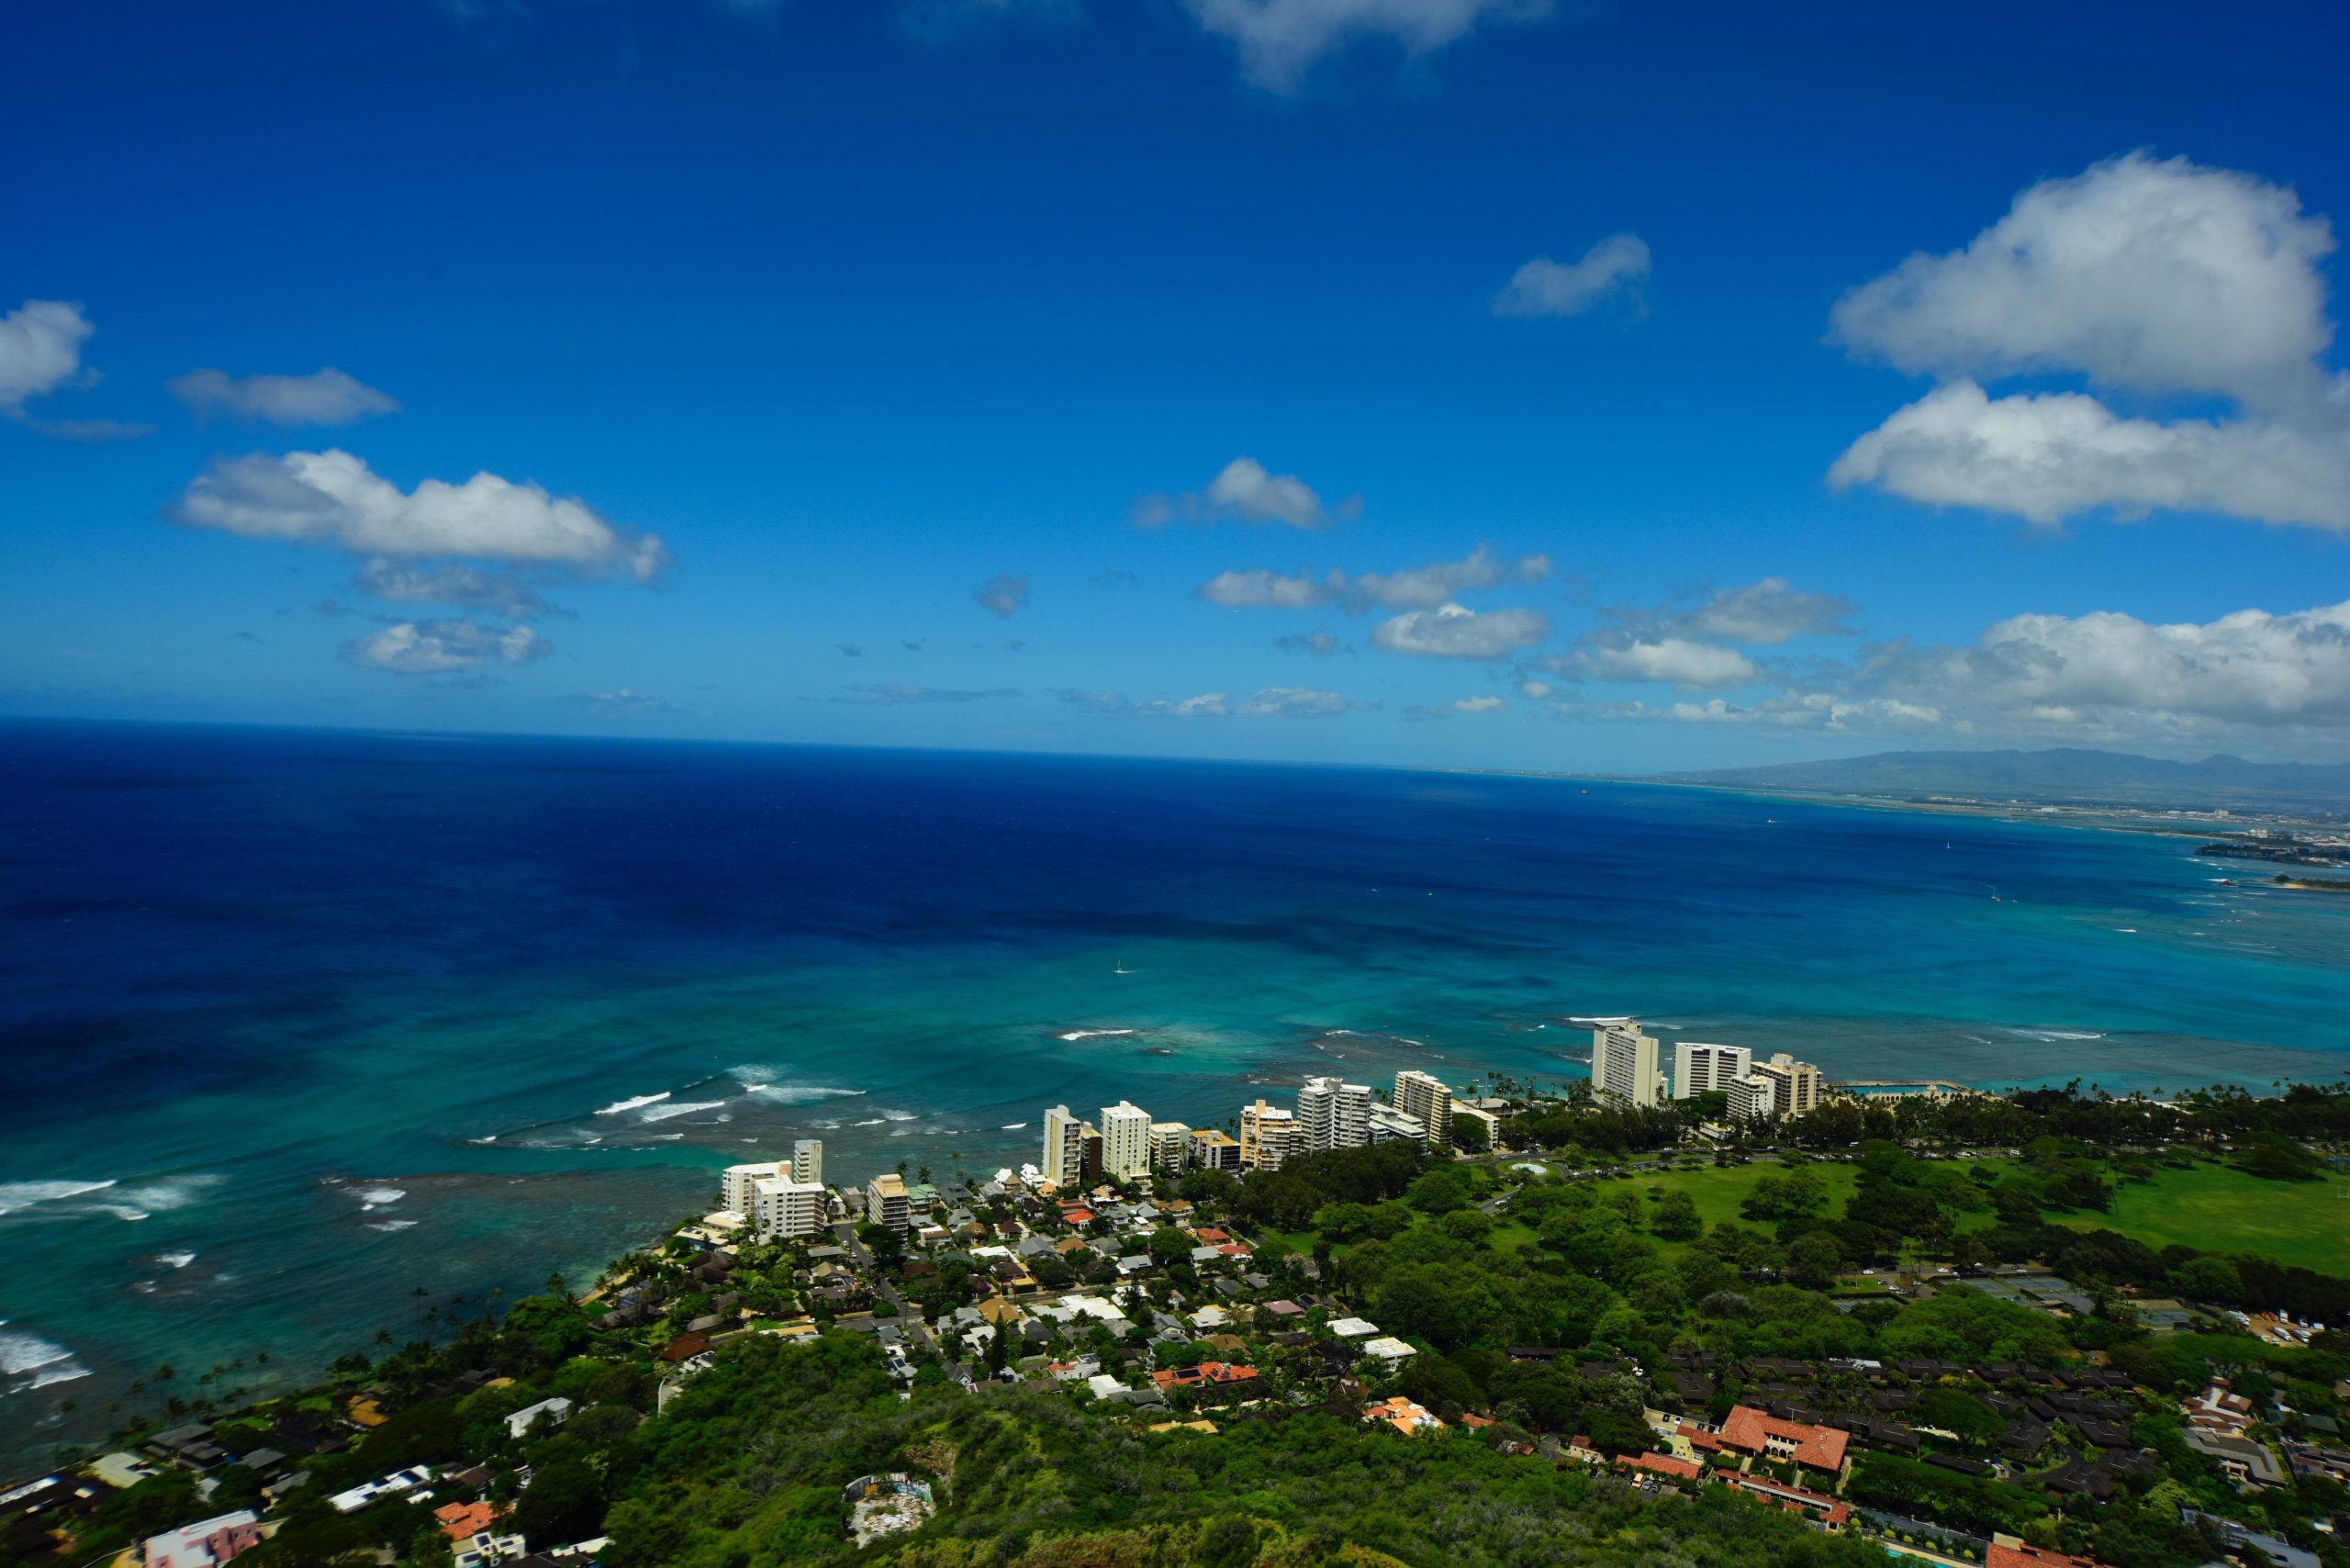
[
  {"xmin": 975, "ymin": 572, "xmax": 1030, "ymax": 618},
  {"xmin": 1137, "ymin": 456, "xmax": 1355, "ymax": 530},
  {"xmin": 1057, "ymin": 689, "xmax": 1230, "ymax": 717},
  {"xmin": 1829, "ymin": 379, "xmax": 2350, "ymax": 530},
  {"xmin": 174, "ymin": 450, "xmax": 671, "ymax": 578},
  {"xmin": 169, "ymin": 367, "xmax": 400, "ymax": 426},
  {"xmin": 1181, "ymin": 0, "xmax": 1553, "ymax": 92},
  {"xmin": 1830, "ymin": 152, "xmax": 2350, "ymax": 530},
  {"xmin": 1673, "ymin": 577, "xmax": 1856, "ymax": 644},
  {"xmin": 1547, "ymin": 594, "xmax": 2350, "ymax": 747},
  {"xmin": 1198, "ymin": 566, "xmax": 1344, "ymax": 609},
  {"xmin": 1832, "ymin": 152, "xmax": 2333, "ymax": 404},
  {"xmin": 1561, "ymin": 635, "xmax": 1759, "ymax": 689},
  {"xmin": 0, "ymin": 300, "xmax": 94, "ymax": 411},
  {"xmin": 1200, "ymin": 546, "xmax": 1547, "ymax": 612},
  {"xmin": 1236, "ymin": 685, "xmax": 1371, "ymax": 716},
  {"xmin": 346, "ymin": 618, "xmax": 552, "ymax": 675},
  {"xmin": 352, "ymin": 559, "xmax": 560, "ymax": 619},
  {"xmin": 1206, "ymin": 456, "xmax": 1332, "ymax": 527},
  {"xmin": 1350, "ymin": 545, "xmax": 1546, "ymax": 610},
  {"xmin": 1493, "ymin": 233, "xmax": 1651, "ymax": 319},
  {"xmin": 1407, "ymin": 694, "xmax": 1506, "ymax": 718},
  {"xmin": 1881, "ymin": 598, "xmax": 2350, "ymax": 731},
  {"xmin": 1372, "ymin": 601, "xmax": 1549, "ymax": 658}
]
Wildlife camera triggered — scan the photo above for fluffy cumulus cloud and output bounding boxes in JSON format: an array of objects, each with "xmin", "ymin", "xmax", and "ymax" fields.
[
  {"xmin": 1236, "ymin": 685, "xmax": 1371, "ymax": 716},
  {"xmin": 1136, "ymin": 456, "xmax": 1357, "ymax": 530},
  {"xmin": 1542, "ymin": 594, "xmax": 2350, "ymax": 748},
  {"xmin": 1492, "ymin": 233, "xmax": 1651, "ymax": 319},
  {"xmin": 174, "ymin": 450, "xmax": 671, "ymax": 578},
  {"xmin": 346, "ymin": 618, "xmax": 551, "ymax": 675},
  {"xmin": 1406, "ymin": 694, "xmax": 1507, "ymax": 719},
  {"xmin": 1830, "ymin": 152, "xmax": 2350, "ymax": 530},
  {"xmin": 567, "ymin": 689, "xmax": 685, "ymax": 713},
  {"xmin": 1829, "ymin": 381, "xmax": 2350, "ymax": 529},
  {"xmin": 1873, "ymin": 599, "xmax": 2350, "ymax": 735},
  {"xmin": 1372, "ymin": 602, "xmax": 1549, "ymax": 658},
  {"xmin": 1673, "ymin": 577, "xmax": 1856, "ymax": 645},
  {"xmin": 352, "ymin": 559, "xmax": 560, "ymax": 619},
  {"xmin": 0, "ymin": 299, "xmax": 92, "ymax": 411},
  {"xmin": 1181, "ymin": 0, "xmax": 1554, "ymax": 92},
  {"xmin": 1558, "ymin": 635, "xmax": 1759, "ymax": 689},
  {"xmin": 168, "ymin": 367, "xmax": 401, "ymax": 426},
  {"xmin": 1197, "ymin": 546, "xmax": 1547, "ymax": 611},
  {"xmin": 974, "ymin": 572, "xmax": 1030, "ymax": 618}
]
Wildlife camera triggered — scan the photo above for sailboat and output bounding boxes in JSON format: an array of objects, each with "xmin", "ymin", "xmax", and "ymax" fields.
[{"xmin": 1113, "ymin": 960, "xmax": 1130, "ymax": 975}]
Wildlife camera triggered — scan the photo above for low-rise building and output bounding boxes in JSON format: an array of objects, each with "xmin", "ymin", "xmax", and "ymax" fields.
[
  {"xmin": 1362, "ymin": 1395, "xmax": 1443, "ymax": 1435},
  {"xmin": 505, "ymin": 1395, "xmax": 573, "ymax": 1439},
  {"xmin": 1189, "ymin": 1127, "xmax": 1240, "ymax": 1170},
  {"xmin": 144, "ymin": 1512, "xmax": 262, "ymax": 1568},
  {"xmin": 1716, "ymin": 1405, "xmax": 1849, "ymax": 1475}
]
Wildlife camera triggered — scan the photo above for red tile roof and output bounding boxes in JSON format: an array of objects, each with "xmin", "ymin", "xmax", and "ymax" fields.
[
  {"xmin": 1718, "ymin": 1404, "xmax": 1850, "ymax": 1471},
  {"xmin": 1617, "ymin": 1451, "xmax": 1702, "ymax": 1482},
  {"xmin": 1150, "ymin": 1361, "xmax": 1259, "ymax": 1389},
  {"xmin": 1987, "ymin": 1546, "xmax": 2101, "ymax": 1568}
]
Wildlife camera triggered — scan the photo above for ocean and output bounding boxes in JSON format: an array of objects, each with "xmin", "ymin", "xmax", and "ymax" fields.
[{"xmin": 3, "ymin": 720, "xmax": 2346, "ymax": 1467}]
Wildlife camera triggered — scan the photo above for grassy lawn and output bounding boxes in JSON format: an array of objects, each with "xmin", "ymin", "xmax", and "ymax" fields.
[
  {"xmin": 2042, "ymin": 1161, "xmax": 2350, "ymax": 1276},
  {"xmin": 1621, "ymin": 1160, "xmax": 1862, "ymax": 1233}
]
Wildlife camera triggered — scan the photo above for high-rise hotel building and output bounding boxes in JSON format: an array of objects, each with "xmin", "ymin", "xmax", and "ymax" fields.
[{"xmin": 1590, "ymin": 1019, "xmax": 1665, "ymax": 1109}]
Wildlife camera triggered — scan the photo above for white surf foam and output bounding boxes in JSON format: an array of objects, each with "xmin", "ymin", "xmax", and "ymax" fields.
[
  {"xmin": 597, "ymin": 1092, "xmax": 672, "ymax": 1115},
  {"xmin": 880, "ymin": 1110, "xmax": 918, "ymax": 1122},
  {"xmin": 639, "ymin": 1099, "xmax": 728, "ymax": 1123},
  {"xmin": 1057, "ymin": 1028, "xmax": 1138, "ymax": 1042},
  {"xmin": 365, "ymin": 1219, "xmax": 419, "ymax": 1232},
  {"xmin": 0, "ymin": 1179, "xmax": 117, "ymax": 1215},
  {"xmin": 0, "ymin": 1325, "xmax": 90, "ymax": 1393},
  {"xmin": 355, "ymin": 1187, "xmax": 406, "ymax": 1208},
  {"xmin": 155, "ymin": 1251, "xmax": 197, "ymax": 1269},
  {"xmin": 2003, "ymin": 1027, "xmax": 2105, "ymax": 1042}
]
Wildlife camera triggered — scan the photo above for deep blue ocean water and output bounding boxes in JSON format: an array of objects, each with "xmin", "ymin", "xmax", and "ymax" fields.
[{"xmin": 4, "ymin": 720, "xmax": 2347, "ymax": 1465}]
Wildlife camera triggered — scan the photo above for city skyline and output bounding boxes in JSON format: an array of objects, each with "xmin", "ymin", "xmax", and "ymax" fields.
[{"xmin": 6, "ymin": 2, "xmax": 2349, "ymax": 770}]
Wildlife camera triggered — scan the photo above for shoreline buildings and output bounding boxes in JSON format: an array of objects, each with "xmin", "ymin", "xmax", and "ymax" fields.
[
  {"xmin": 1672, "ymin": 1042, "xmax": 1751, "ymax": 1101},
  {"xmin": 1393, "ymin": 1070, "xmax": 1454, "ymax": 1149},
  {"xmin": 1101, "ymin": 1101, "xmax": 1152, "ymax": 1181},
  {"xmin": 1238, "ymin": 1098, "xmax": 1303, "ymax": 1170},
  {"xmin": 1298, "ymin": 1077, "xmax": 1371, "ymax": 1151},
  {"xmin": 1730, "ymin": 1053, "xmax": 1824, "ymax": 1122},
  {"xmin": 1591, "ymin": 1020, "xmax": 1664, "ymax": 1109}
]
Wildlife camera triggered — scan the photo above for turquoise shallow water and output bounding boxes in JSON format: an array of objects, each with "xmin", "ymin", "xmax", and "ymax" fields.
[{"xmin": 2, "ymin": 721, "xmax": 2345, "ymax": 1468}]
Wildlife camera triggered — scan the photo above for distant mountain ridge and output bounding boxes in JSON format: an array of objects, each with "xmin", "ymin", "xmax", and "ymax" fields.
[{"xmin": 1658, "ymin": 747, "xmax": 2350, "ymax": 814}]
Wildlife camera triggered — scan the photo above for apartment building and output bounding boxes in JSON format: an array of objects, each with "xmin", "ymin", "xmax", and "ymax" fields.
[
  {"xmin": 866, "ymin": 1172, "xmax": 911, "ymax": 1230},
  {"xmin": 1590, "ymin": 1020, "xmax": 1664, "ymax": 1109},
  {"xmin": 792, "ymin": 1137, "xmax": 824, "ymax": 1186},
  {"xmin": 1149, "ymin": 1121, "xmax": 1192, "ymax": 1170},
  {"xmin": 1189, "ymin": 1126, "xmax": 1241, "ymax": 1170},
  {"xmin": 1393, "ymin": 1069, "xmax": 1454, "ymax": 1149},
  {"xmin": 1366, "ymin": 1104, "xmax": 1427, "ymax": 1144},
  {"xmin": 1239, "ymin": 1098, "xmax": 1304, "ymax": 1170},
  {"xmin": 751, "ymin": 1176, "xmax": 827, "ymax": 1240},
  {"xmin": 1100, "ymin": 1100, "xmax": 1153, "ymax": 1181},
  {"xmin": 1041, "ymin": 1105, "xmax": 1085, "ymax": 1187},
  {"xmin": 1298, "ymin": 1076, "xmax": 1371, "ymax": 1150}
]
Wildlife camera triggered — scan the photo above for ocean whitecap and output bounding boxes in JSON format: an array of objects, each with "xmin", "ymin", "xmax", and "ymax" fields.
[
  {"xmin": 638, "ymin": 1099, "xmax": 729, "ymax": 1123},
  {"xmin": 597, "ymin": 1092, "xmax": 672, "ymax": 1115}
]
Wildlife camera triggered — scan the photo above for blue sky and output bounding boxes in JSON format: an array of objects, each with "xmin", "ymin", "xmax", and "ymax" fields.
[{"xmin": 5, "ymin": 0, "xmax": 2347, "ymax": 770}]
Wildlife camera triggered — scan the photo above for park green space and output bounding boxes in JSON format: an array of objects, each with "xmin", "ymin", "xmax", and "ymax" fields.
[{"xmin": 2042, "ymin": 1160, "xmax": 2350, "ymax": 1276}]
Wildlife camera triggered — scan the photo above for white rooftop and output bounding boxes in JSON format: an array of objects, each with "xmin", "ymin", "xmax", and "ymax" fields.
[
  {"xmin": 1361, "ymin": 1337, "xmax": 1417, "ymax": 1359},
  {"xmin": 1328, "ymin": 1316, "xmax": 1378, "ymax": 1338}
]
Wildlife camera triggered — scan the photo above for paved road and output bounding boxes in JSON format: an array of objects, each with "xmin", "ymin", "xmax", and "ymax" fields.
[{"xmin": 834, "ymin": 1219, "xmax": 936, "ymax": 1351}]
